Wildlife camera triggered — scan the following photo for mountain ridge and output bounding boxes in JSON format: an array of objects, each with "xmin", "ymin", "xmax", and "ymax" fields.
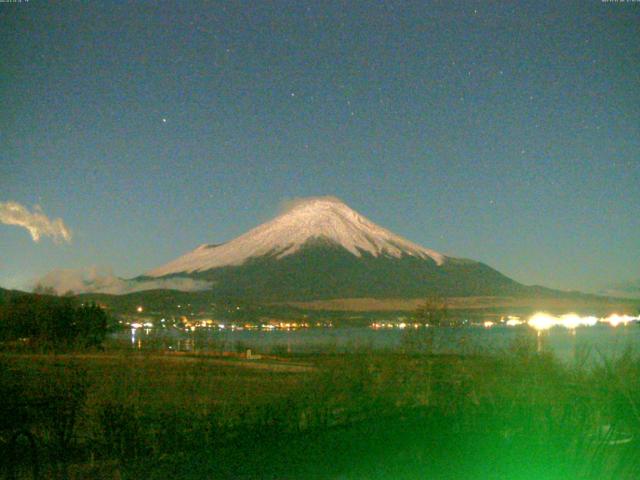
[
  {"xmin": 147, "ymin": 196, "xmax": 447, "ymax": 277},
  {"xmin": 143, "ymin": 197, "xmax": 537, "ymax": 301}
]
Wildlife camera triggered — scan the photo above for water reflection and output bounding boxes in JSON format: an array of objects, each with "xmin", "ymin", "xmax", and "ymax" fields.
[{"xmin": 121, "ymin": 322, "xmax": 640, "ymax": 362}]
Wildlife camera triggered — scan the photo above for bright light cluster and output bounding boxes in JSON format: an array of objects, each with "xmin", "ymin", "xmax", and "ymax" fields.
[
  {"xmin": 528, "ymin": 313, "xmax": 557, "ymax": 331},
  {"xmin": 602, "ymin": 314, "xmax": 638, "ymax": 327},
  {"xmin": 505, "ymin": 318, "xmax": 523, "ymax": 327},
  {"xmin": 523, "ymin": 312, "xmax": 638, "ymax": 331}
]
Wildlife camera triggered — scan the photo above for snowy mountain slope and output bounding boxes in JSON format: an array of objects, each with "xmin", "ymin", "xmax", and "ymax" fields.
[
  {"xmin": 147, "ymin": 196, "xmax": 446, "ymax": 277},
  {"xmin": 144, "ymin": 196, "xmax": 529, "ymax": 300}
]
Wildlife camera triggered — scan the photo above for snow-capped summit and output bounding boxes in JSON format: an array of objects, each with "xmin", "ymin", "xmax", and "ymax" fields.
[
  {"xmin": 144, "ymin": 196, "xmax": 527, "ymax": 300},
  {"xmin": 147, "ymin": 196, "xmax": 445, "ymax": 277}
]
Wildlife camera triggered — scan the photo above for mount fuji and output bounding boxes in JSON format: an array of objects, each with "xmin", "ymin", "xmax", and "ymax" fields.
[{"xmin": 144, "ymin": 197, "xmax": 528, "ymax": 300}]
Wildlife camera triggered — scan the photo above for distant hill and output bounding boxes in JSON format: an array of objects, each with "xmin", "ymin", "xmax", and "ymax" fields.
[
  {"xmin": 0, "ymin": 287, "xmax": 31, "ymax": 304},
  {"xmin": 2, "ymin": 284, "xmax": 634, "ymax": 322}
]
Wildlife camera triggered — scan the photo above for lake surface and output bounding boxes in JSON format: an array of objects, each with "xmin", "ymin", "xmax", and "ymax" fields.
[{"xmin": 115, "ymin": 323, "xmax": 640, "ymax": 362}]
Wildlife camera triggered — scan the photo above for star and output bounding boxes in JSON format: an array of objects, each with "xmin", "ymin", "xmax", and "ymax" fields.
[{"xmin": 162, "ymin": 118, "xmax": 167, "ymax": 123}]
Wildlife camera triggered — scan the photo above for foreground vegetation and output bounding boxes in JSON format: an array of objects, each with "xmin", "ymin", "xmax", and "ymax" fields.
[
  {"xmin": 1, "ymin": 334, "xmax": 640, "ymax": 479},
  {"xmin": 0, "ymin": 291, "xmax": 109, "ymax": 350}
]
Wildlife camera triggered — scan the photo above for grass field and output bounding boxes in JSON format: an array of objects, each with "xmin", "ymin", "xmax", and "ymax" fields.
[{"xmin": 1, "ymin": 338, "xmax": 640, "ymax": 479}]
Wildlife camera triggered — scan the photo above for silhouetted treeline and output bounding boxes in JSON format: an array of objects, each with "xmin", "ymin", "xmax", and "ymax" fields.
[{"xmin": 0, "ymin": 291, "xmax": 108, "ymax": 349}]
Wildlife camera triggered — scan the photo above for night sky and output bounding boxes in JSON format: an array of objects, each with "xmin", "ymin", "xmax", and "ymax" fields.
[{"xmin": 1, "ymin": 1, "xmax": 638, "ymax": 295}]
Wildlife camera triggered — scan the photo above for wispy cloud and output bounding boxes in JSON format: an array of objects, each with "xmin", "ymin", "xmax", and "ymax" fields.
[
  {"xmin": 278, "ymin": 195, "xmax": 343, "ymax": 214},
  {"xmin": 0, "ymin": 201, "xmax": 72, "ymax": 243},
  {"xmin": 33, "ymin": 267, "xmax": 211, "ymax": 295}
]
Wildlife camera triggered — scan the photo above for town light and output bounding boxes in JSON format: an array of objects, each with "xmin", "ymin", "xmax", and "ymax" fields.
[
  {"xmin": 601, "ymin": 314, "xmax": 638, "ymax": 327},
  {"xmin": 559, "ymin": 313, "xmax": 581, "ymax": 330},
  {"xmin": 528, "ymin": 312, "xmax": 557, "ymax": 331}
]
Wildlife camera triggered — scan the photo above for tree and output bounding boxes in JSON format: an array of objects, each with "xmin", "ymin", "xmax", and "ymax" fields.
[
  {"xmin": 32, "ymin": 284, "xmax": 57, "ymax": 296},
  {"xmin": 75, "ymin": 303, "xmax": 108, "ymax": 348},
  {"xmin": 415, "ymin": 295, "xmax": 448, "ymax": 327},
  {"xmin": 0, "ymin": 293, "xmax": 108, "ymax": 349}
]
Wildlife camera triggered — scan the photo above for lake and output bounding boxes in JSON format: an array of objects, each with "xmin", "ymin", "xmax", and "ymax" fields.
[{"xmin": 116, "ymin": 323, "xmax": 640, "ymax": 362}]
